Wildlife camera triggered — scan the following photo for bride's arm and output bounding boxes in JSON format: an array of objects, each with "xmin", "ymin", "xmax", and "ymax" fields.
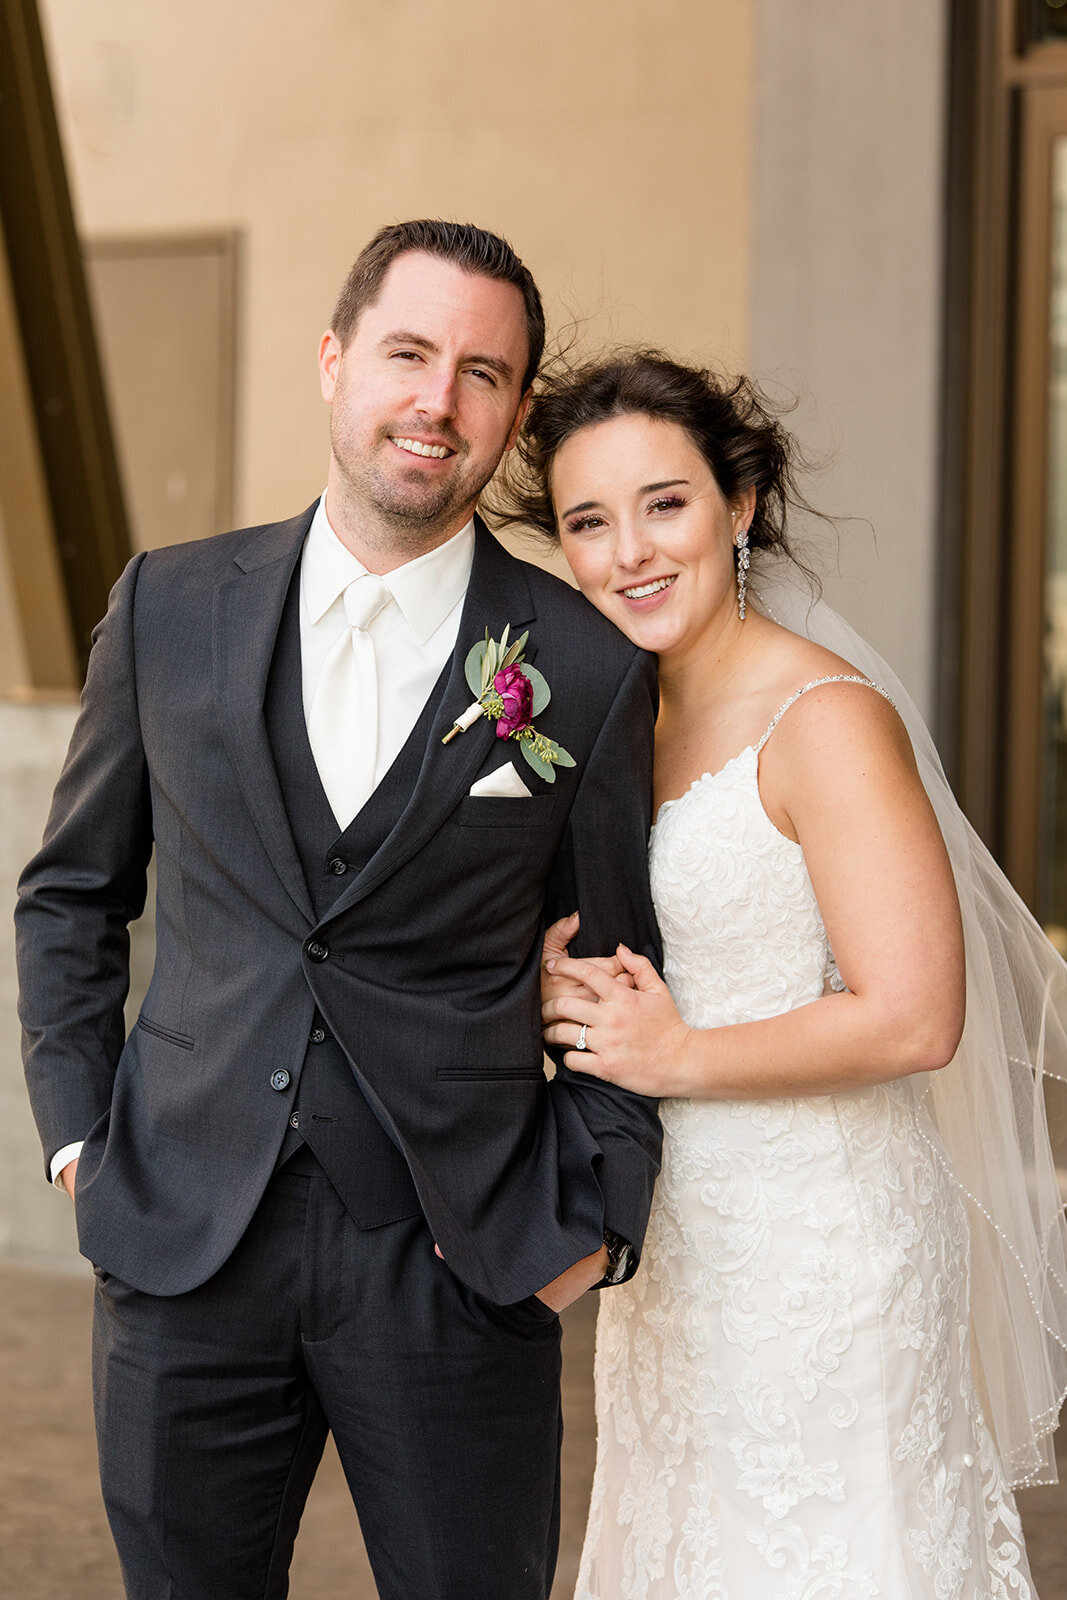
[{"xmin": 542, "ymin": 686, "xmax": 965, "ymax": 1099}]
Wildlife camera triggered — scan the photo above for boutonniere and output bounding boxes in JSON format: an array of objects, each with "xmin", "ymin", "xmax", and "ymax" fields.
[{"xmin": 442, "ymin": 626, "xmax": 576, "ymax": 783}]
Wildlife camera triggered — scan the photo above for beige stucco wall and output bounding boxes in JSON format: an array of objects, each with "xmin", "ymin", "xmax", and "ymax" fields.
[
  {"xmin": 39, "ymin": 0, "xmax": 754, "ymax": 529},
  {"xmin": 28, "ymin": 0, "xmax": 947, "ymax": 727}
]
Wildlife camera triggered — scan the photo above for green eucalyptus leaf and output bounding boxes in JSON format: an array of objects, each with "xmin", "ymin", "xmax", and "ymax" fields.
[
  {"xmin": 548, "ymin": 743, "xmax": 576, "ymax": 768},
  {"xmin": 500, "ymin": 632, "xmax": 526, "ymax": 670},
  {"xmin": 465, "ymin": 641, "xmax": 487, "ymax": 697},
  {"xmin": 522, "ymin": 664, "xmax": 551, "ymax": 715},
  {"xmin": 518, "ymin": 736, "xmax": 556, "ymax": 782}
]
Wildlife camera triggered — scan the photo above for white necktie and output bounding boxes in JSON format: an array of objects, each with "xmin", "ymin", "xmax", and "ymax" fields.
[{"xmin": 306, "ymin": 575, "xmax": 393, "ymax": 829}]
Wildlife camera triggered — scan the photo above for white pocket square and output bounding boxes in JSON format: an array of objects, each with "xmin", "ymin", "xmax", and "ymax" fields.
[{"xmin": 468, "ymin": 762, "xmax": 532, "ymax": 799}]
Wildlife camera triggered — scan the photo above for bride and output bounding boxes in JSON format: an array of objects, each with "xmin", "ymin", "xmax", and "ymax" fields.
[{"xmin": 496, "ymin": 352, "xmax": 1067, "ymax": 1597}]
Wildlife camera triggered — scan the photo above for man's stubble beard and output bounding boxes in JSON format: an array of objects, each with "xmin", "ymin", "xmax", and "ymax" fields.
[{"xmin": 329, "ymin": 422, "xmax": 503, "ymax": 560}]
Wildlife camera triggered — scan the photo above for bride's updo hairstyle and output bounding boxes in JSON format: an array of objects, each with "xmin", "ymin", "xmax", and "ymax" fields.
[{"xmin": 492, "ymin": 349, "xmax": 816, "ymax": 573}]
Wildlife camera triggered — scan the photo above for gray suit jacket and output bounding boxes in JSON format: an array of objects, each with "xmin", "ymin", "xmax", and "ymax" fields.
[{"xmin": 17, "ymin": 507, "xmax": 663, "ymax": 1302}]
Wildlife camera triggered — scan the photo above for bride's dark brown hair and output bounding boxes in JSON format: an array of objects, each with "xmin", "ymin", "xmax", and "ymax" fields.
[{"xmin": 489, "ymin": 348, "xmax": 819, "ymax": 571}]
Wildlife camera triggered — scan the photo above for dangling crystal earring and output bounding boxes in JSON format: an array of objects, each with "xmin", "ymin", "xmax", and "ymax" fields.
[{"xmin": 735, "ymin": 527, "xmax": 750, "ymax": 620}]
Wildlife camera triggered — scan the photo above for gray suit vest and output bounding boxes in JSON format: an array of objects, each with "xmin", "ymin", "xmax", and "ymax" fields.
[{"xmin": 264, "ymin": 572, "xmax": 426, "ymax": 1226}]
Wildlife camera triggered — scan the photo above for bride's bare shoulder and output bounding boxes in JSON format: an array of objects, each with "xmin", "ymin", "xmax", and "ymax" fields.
[
  {"xmin": 748, "ymin": 620, "xmax": 904, "ymax": 754},
  {"xmin": 756, "ymin": 619, "xmax": 870, "ymax": 702}
]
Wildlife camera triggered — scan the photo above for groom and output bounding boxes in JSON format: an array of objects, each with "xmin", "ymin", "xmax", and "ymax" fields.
[{"xmin": 16, "ymin": 219, "xmax": 662, "ymax": 1599}]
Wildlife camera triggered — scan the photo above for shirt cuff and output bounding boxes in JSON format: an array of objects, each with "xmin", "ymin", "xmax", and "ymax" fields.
[{"xmin": 50, "ymin": 1142, "xmax": 84, "ymax": 1188}]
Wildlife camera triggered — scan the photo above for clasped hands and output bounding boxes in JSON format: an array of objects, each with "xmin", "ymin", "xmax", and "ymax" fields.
[{"xmin": 540, "ymin": 912, "xmax": 692, "ymax": 1099}]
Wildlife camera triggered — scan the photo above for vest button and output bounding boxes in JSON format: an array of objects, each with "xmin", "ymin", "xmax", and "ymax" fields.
[
  {"xmin": 309, "ymin": 1026, "xmax": 326, "ymax": 1044},
  {"xmin": 306, "ymin": 940, "xmax": 329, "ymax": 963},
  {"xmin": 270, "ymin": 1069, "xmax": 291, "ymax": 1091},
  {"xmin": 289, "ymin": 1112, "xmax": 300, "ymax": 1130},
  {"xmin": 327, "ymin": 857, "xmax": 348, "ymax": 876}
]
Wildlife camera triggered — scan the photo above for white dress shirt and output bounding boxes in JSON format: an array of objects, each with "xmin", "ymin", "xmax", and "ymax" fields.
[
  {"xmin": 300, "ymin": 493, "xmax": 474, "ymax": 797},
  {"xmin": 50, "ymin": 493, "xmax": 476, "ymax": 1187}
]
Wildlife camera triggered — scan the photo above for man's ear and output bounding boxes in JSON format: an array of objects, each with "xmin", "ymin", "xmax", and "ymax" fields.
[
  {"xmin": 318, "ymin": 330, "xmax": 342, "ymax": 402},
  {"xmin": 504, "ymin": 388, "xmax": 533, "ymax": 452}
]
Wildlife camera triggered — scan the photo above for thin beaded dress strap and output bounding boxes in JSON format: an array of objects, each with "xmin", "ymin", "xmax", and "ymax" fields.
[{"xmin": 755, "ymin": 675, "xmax": 897, "ymax": 755}]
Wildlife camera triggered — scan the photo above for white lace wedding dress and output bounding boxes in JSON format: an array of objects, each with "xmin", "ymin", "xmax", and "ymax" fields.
[{"xmin": 575, "ymin": 679, "xmax": 1038, "ymax": 1600}]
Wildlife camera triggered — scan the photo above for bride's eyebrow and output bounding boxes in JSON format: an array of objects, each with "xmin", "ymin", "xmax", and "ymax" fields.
[{"xmin": 561, "ymin": 479, "xmax": 691, "ymax": 521}]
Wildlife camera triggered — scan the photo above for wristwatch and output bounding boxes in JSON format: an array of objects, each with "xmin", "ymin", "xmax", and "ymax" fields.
[{"xmin": 598, "ymin": 1228, "xmax": 634, "ymax": 1287}]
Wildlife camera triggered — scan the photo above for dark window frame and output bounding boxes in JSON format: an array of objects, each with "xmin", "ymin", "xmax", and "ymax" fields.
[{"xmin": 941, "ymin": 0, "xmax": 1067, "ymax": 907}]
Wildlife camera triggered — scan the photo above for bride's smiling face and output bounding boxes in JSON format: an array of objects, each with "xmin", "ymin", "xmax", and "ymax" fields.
[{"xmin": 551, "ymin": 413, "xmax": 753, "ymax": 661}]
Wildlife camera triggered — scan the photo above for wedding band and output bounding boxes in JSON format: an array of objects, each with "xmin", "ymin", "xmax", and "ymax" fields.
[{"xmin": 576, "ymin": 1024, "xmax": 589, "ymax": 1051}]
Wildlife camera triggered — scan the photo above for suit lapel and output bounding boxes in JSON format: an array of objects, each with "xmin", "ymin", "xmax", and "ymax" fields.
[
  {"xmin": 321, "ymin": 520, "xmax": 537, "ymax": 919},
  {"xmin": 213, "ymin": 505, "xmax": 317, "ymax": 926}
]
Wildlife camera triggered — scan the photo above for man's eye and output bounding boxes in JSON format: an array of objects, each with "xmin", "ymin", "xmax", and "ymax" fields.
[
  {"xmin": 392, "ymin": 350, "xmax": 422, "ymax": 362},
  {"xmin": 467, "ymin": 368, "xmax": 496, "ymax": 385}
]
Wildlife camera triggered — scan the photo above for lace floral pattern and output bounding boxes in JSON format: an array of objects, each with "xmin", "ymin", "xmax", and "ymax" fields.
[{"xmin": 576, "ymin": 738, "xmax": 1036, "ymax": 1600}]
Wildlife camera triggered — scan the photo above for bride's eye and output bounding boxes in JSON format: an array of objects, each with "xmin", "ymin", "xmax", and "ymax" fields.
[
  {"xmin": 564, "ymin": 512, "xmax": 607, "ymax": 534},
  {"xmin": 648, "ymin": 495, "xmax": 686, "ymax": 514}
]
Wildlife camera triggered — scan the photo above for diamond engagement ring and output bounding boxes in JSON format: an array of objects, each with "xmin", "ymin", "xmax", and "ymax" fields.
[{"xmin": 576, "ymin": 1024, "xmax": 589, "ymax": 1051}]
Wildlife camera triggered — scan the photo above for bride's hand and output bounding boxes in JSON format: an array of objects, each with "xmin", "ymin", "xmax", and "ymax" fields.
[
  {"xmin": 540, "ymin": 913, "xmax": 633, "ymax": 1009},
  {"xmin": 542, "ymin": 945, "xmax": 691, "ymax": 1097}
]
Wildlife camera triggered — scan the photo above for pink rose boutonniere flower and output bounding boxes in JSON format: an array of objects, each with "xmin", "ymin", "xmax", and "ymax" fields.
[
  {"xmin": 493, "ymin": 662, "xmax": 534, "ymax": 738},
  {"xmin": 441, "ymin": 625, "xmax": 576, "ymax": 782}
]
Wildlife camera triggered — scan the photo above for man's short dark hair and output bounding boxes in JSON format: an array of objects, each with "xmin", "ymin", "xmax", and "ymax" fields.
[{"xmin": 331, "ymin": 219, "xmax": 546, "ymax": 391}]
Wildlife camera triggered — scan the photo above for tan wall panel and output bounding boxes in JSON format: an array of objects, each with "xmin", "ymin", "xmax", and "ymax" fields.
[
  {"xmin": 85, "ymin": 235, "xmax": 236, "ymax": 550},
  {"xmin": 39, "ymin": 0, "xmax": 752, "ymax": 529},
  {"xmin": 750, "ymin": 0, "xmax": 948, "ymax": 720}
]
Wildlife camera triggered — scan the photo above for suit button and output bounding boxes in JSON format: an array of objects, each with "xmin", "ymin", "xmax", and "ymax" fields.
[
  {"xmin": 270, "ymin": 1069, "xmax": 291, "ymax": 1091},
  {"xmin": 309, "ymin": 1026, "xmax": 326, "ymax": 1044},
  {"xmin": 289, "ymin": 1112, "xmax": 300, "ymax": 1129},
  {"xmin": 327, "ymin": 857, "xmax": 348, "ymax": 876},
  {"xmin": 306, "ymin": 940, "xmax": 329, "ymax": 963}
]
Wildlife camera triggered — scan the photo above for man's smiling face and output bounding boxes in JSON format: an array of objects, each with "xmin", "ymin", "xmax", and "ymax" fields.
[{"xmin": 319, "ymin": 251, "xmax": 531, "ymax": 552}]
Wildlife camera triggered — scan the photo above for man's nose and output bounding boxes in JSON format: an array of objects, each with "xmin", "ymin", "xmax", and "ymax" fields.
[{"xmin": 413, "ymin": 365, "xmax": 457, "ymax": 420}]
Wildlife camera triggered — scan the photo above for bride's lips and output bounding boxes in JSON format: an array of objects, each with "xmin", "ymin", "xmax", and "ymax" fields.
[{"xmin": 618, "ymin": 574, "xmax": 678, "ymax": 612}]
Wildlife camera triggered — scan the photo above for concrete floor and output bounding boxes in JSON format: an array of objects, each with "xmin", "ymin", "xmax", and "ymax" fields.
[{"xmin": 1, "ymin": 1259, "xmax": 1064, "ymax": 1598}]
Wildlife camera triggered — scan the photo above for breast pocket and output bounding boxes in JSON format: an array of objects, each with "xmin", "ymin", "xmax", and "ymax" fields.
[{"xmin": 451, "ymin": 794, "xmax": 558, "ymax": 829}]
